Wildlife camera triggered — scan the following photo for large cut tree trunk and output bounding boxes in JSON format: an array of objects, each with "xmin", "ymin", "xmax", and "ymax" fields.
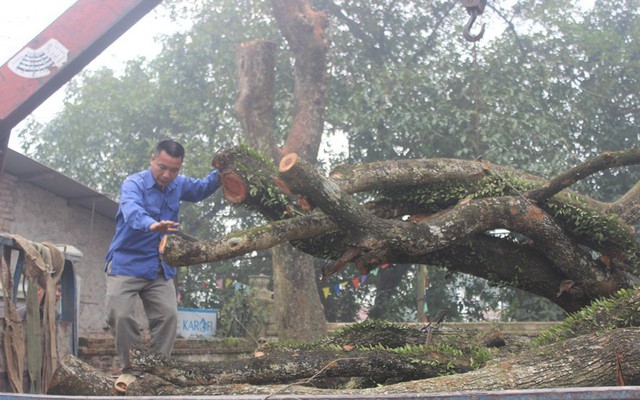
[
  {"xmin": 164, "ymin": 149, "xmax": 640, "ymax": 312},
  {"xmin": 49, "ymin": 291, "xmax": 640, "ymax": 395},
  {"xmin": 49, "ymin": 327, "xmax": 640, "ymax": 396}
]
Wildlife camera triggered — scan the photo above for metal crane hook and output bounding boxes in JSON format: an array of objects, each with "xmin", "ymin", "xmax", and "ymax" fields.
[
  {"xmin": 461, "ymin": 0, "xmax": 487, "ymax": 42},
  {"xmin": 463, "ymin": 9, "xmax": 485, "ymax": 42}
]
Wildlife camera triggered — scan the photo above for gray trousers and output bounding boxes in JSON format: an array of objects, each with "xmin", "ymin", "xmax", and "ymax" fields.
[{"xmin": 106, "ymin": 273, "xmax": 178, "ymax": 370}]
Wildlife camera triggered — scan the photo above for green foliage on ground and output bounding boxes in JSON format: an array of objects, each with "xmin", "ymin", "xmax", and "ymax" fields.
[{"xmin": 533, "ymin": 288, "xmax": 640, "ymax": 347}]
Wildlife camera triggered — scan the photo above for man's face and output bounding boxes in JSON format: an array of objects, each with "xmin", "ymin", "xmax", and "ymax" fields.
[{"xmin": 150, "ymin": 150, "xmax": 182, "ymax": 189}]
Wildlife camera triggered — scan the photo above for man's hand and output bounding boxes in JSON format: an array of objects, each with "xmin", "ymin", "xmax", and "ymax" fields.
[{"xmin": 150, "ymin": 220, "xmax": 180, "ymax": 233}]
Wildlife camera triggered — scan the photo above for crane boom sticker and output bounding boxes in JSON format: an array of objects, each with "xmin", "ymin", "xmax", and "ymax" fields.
[{"xmin": 8, "ymin": 39, "xmax": 69, "ymax": 79}]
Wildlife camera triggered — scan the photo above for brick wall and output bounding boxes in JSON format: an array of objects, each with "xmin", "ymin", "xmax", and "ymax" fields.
[
  {"xmin": 0, "ymin": 173, "xmax": 17, "ymax": 232},
  {"xmin": 78, "ymin": 336, "xmax": 255, "ymax": 373}
]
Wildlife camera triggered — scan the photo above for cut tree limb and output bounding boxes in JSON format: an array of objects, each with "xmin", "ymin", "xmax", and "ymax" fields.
[
  {"xmin": 280, "ymin": 152, "xmax": 382, "ymax": 232},
  {"xmin": 374, "ymin": 328, "xmax": 640, "ymax": 393},
  {"xmin": 164, "ymin": 149, "xmax": 639, "ymax": 310},
  {"xmin": 161, "ymin": 212, "xmax": 337, "ymax": 266},
  {"xmin": 51, "ymin": 328, "xmax": 640, "ymax": 396},
  {"xmin": 128, "ymin": 347, "xmax": 468, "ymax": 387},
  {"xmin": 219, "ymin": 171, "xmax": 247, "ymax": 204}
]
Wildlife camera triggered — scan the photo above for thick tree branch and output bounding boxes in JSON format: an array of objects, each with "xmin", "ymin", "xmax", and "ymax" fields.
[
  {"xmin": 48, "ymin": 355, "xmax": 114, "ymax": 396},
  {"xmin": 410, "ymin": 235, "xmax": 587, "ymax": 311},
  {"xmin": 398, "ymin": 197, "xmax": 627, "ymax": 299},
  {"xmin": 330, "ymin": 158, "xmax": 502, "ymax": 193},
  {"xmin": 329, "ymin": 156, "xmax": 638, "ymax": 265},
  {"xmin": 166, "ymin": 151, "xmax": 635, "ymax": 306},
  {"xmin": 129, "ymin": 347, "xmax": 462, "ymax": 386},
  {"xmin": 279, "ymin": 153, "xmax": 629, "ymax": 299},
  {"xmin": 235, "ymin": 40, "xmax": 279, "ymax": 160},
  {"xmin": 374, "ymin": 328, "xmax": 640, "ymax": 393},
  {"xmin": 280, "ymin": 153, "xmax": 380, "ymax": 233},
  {"xmin": 163, "ymin": 209, "xmax": 616, "ymax": 311},
  {"xmin": 161, "ymin": 213, "xmax": 336, "ymax": 266},
  {"xmin": 612, "ymin": 180, "xmax": 640, "ymax": 224},
  {"xmin": 215, "ymin": 149, "xmax": 635, "ymax": 245},
  {"xmin": 271, "ymin": 0, "xmax": 329, "ymax": 161}
]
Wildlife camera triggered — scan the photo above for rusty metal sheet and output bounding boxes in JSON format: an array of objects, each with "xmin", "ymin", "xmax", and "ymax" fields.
[{"xmin": 1, "ymin": 386, "xmax": 640, "ymax": 399}]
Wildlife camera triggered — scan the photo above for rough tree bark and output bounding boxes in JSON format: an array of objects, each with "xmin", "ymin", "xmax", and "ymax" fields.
[
  {"xmin": 48, "ymin": 355, "xmax": 115, "ymax": 396},
  {"xmin": 235, "ymin": 40, "xmax": 279, "ymax": 158}
]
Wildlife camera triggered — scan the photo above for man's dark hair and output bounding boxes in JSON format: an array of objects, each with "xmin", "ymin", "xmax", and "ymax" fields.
[{"xmin": 154, "ymin": 139, "xmax": 185, "ymax": 160}]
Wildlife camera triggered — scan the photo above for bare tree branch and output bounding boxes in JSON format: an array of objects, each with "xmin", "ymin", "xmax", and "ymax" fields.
[
  {"xmin": 525, "ymin": 148, "xmax": 640, "ymax": 203},
  {"xmin": 271, "ymin": 0, "xmax": 329, "ymax": 162}
]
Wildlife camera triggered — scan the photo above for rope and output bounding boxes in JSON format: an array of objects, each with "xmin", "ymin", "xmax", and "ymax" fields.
[
  {"xmin": 473, "ymin": 40, "xmax": 481, "ymax": 157},
  {"xmin": 1, "ymin": 235, "xmax": 64, "ymax": 394},
  {"xmin": 1, "ymin": 252, "xmax": 25, "ymax": 393}
]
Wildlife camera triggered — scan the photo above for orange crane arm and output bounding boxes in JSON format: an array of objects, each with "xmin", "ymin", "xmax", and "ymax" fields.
[{"xmin": 0, "ymin": 0, "xmax": 162, "ymax": 167}]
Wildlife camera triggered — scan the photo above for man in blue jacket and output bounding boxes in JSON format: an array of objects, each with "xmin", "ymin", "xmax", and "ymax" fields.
[{"xmin": 105, "ymin": 139, "xmax": 220, "ymax": 375}]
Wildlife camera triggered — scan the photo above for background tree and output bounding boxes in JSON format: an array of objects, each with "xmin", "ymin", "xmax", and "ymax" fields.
[{"xmin": 19, "ymin": 0, "xmax": 640, "ymax": 325}]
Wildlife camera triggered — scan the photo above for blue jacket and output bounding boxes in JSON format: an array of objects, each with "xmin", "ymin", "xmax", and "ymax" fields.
[{"xmin": 105, "ymin": 167, "xmax": 220, "ymax": 280}]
